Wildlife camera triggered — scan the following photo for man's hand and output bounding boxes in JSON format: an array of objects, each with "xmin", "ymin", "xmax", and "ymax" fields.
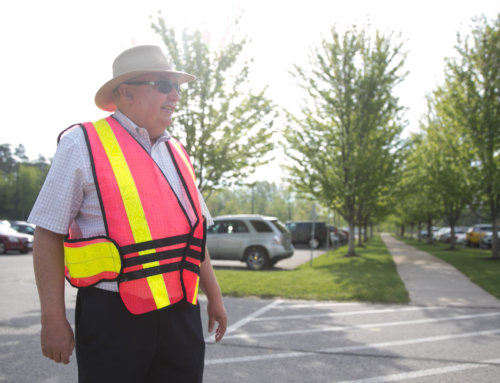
[
  {"xmin": 40, "ymin": 315, "xmax": 74, "ymax": 364},
  {"xmin": 207, "ymin": 299, "xmax": 227, "ymax": 343},
  {"xmin": 199, "ymin": 249, "xmax": 227, "ymax": 342}
]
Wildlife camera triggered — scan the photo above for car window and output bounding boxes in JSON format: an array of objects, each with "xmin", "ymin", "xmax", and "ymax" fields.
[
  {"xmin": 218, "ymin": 220, "xmax": 249, "ymax": 234},
  {"xmin": 250, "ymin": 220, "xmax": 273, "ymax": 233},
  {"xmin": 269, "ymin": 220, "xmax": 289, "ymax": 233},
  {"xmin": 10, "ymin": 225, "xmax": 20, "ymax": 231},
  {"xmin": 207, "ymin": 222, "xmax": 221, "ymax": 234},
  {"xmin": 480, "ymin": 225, "xmax": 492, "ymax": 232},
  {"xmin": 297, "ymin": 223, "xmax": 310, "ymax": 231},
  {"xmin": 286, "ymin": 223, "xmax": 297, "ymax": 231},
  {"xmin": 22, "ymin": 226, "xmax": 35, "ymax": 234}
]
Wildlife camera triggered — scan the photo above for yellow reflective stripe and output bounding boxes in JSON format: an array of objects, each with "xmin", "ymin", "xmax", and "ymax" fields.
[
  {"xmin": 171, "ymin": 139, "xmax": 196, "ymax": 183},
  {"xmin": 94, "ymin": 119, "xmax": 169, "ymax": 308},
  {"xmin": 65, "ymin": 241, "xmax": 121, "ymax": 278},
  {"xmin": 94, "ymin": 119, "xmax": 153, "ymax": 244},
  {"xmin": 192, "ymin": 276, "xmax": 200, "ymax": 304}
]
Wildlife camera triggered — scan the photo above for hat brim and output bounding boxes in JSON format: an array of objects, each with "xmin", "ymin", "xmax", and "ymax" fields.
[{"xmin": 95, "ymin": 69, "xmax": 195, "ymax": 112}]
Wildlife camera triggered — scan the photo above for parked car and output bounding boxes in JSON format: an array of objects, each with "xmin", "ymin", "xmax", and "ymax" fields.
[
  {"xmin": 206, "ymin": 215, "xmax": 293, "ymax": 270},
  {"xmin": 466, "ymin": 224, "xmax": 492, "ymax": 246},
  {"xmin": 455, "ymin": 233, "xmax": 467, "ymax": 246},
  {"xmin": 419, "ymin": 227, "xmax": 440, "ymax": 239},
  {"xmin": 0, "ymin": 225, "xmax": 33, "ymax": 254},
  {"xmin": 479, "ymin": 231, "xmax": 500, "ymax": 249},
  {"xmin": 9, "ymin": 221, "xmax": 36, "ymax": 235},
  {"xmin": 285, "ymin": 221, "xmax": 329, "ymax": 249},
  {"xmin": 326, "ymin": 225, "xmax": 346, "ymax": 245},
  {"xmin": 436, "ymin": 227, "xmax": 469, "ymax": 243}
]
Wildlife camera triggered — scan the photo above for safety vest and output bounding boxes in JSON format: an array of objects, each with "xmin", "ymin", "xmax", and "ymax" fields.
[{"xmin": 59, "ymin": 116, "xmax": 206, "ymax": 315}]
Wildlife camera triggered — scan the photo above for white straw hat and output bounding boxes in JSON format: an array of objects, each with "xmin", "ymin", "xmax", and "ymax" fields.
[{"xmin": 95, "ymin": 45, "xmax": 195, "ymax": 112}]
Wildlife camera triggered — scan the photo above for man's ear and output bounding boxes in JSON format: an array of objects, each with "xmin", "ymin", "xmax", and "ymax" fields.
[{"xmin": 117, "ymin": 83, "xmax": 134, "ymax": 104}]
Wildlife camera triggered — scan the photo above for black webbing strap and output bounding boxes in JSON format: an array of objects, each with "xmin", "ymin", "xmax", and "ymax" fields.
[
  {"xmin": 183, "ymin": 261, "xmax": 201, "ymax": 275},
  {"xmin": 122, "ymin": 248, "xmax": 185, "ymax": 268},
  {"xmin": 120, "ymin": 234, "xmax": 190, "ymax": 255},
  {"xmin": 185, "ymin": 247, "xmax": 201, "ymax": 261},
  {"xmin": 191, "ymin": 237, "xmax": 203, "ymax": 247},
  {"xmin": 119, "ymin": 262, "xmax": 181, "ymax": 282}
]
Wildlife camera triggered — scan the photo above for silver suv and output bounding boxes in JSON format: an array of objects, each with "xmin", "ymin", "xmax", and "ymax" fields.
[{"xmin": 206, "ymin": 215, "xmax": 294, "ymax": 270}]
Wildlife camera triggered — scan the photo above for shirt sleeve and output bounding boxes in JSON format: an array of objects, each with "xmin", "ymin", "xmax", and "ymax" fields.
[
  {"xmin": 198, "ymin": 189, "xmax": 213, "ymax": 226},
  {"xmin": 28, "ymin": 129, "xmax": 89, "ymax": 234}
]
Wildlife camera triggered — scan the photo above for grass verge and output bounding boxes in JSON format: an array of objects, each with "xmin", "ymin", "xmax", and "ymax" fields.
[
  {"xmin": 394, "ymin": 236, "xmax": 500, "ymax": 299},
  {"xmin": 213, "ymin": 234, "xmax": 409, "ymax": 303}
]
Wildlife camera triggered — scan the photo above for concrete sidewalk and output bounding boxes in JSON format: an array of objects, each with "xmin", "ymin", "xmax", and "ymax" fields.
[{"xmin": 381, "ymin": 233, "xmax": 500, "ymax": 308}]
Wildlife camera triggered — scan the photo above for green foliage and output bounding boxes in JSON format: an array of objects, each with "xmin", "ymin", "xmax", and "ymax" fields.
[
  {"xmin": 444, "ymin": 14, "xmax": 500, "ymax": 257},
  {"xmin": 0, "ymin": 144, "xmax": 50, "ymax": 220},
  {"xmin": 213, "ymin": 234, "xmax": 408, "ymax": 302},
  {"xmin": 151, "ymin": 15, "xmax": 276, "ymax": 200},
  {"xmin": 283, "ymin": 24, "xmax": 407, "ymax": 254},
  {"xmin": 205, "ymin": 181, "xmax": 347, "ymax": 225}
]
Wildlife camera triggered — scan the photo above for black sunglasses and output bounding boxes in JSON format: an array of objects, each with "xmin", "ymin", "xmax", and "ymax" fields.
[{"xmin": 125, "ymin": 79, "xmax": 180, "ymax": 94}]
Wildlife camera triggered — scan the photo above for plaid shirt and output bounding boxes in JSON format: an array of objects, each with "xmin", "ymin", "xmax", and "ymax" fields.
[{"xmin": 28, "ymin": 110, "xmax": 213, "ymax": 292}]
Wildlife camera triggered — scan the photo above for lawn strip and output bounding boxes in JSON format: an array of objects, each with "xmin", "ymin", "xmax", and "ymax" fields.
[
  {"xmin": 394, "ymin": 236, "xmax": 500, "ymax": 299},
  {"xmin": 213, "ymin": 234, "xmax": 409, "ymax": 303}
]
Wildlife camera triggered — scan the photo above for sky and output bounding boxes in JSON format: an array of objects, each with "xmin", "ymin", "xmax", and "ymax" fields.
[{"xmin": 1, "ymin": 0, "xmax": 499, "ymax": 183}]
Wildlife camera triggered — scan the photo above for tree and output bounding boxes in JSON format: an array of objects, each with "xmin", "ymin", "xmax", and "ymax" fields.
[
  {"xmin": 283, "ymin": 24, "xmax": 407, "ymax": 256},
  {"xmin": 0, "ymin": 144, "xmax": 50, "ymax": 220},
  {"xmin": 151, "ymin": 15, "xmax": 276, "ymax": 200},
  {"xmin": 444, "ymin": 15, "xmax": 500, "ymax": 258},
  {"xmin": 419, "ymin": 93, "xmax": 473, "ymax": 249}
]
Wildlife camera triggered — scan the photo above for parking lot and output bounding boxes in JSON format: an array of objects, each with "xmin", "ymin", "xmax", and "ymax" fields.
[
  {"xmin": 1, "ymin": 251, "xmax": 500, "ymax": 382},
  {"xmin": 202, "ymin": 297, "xmax": 500, "ymax": 383}
]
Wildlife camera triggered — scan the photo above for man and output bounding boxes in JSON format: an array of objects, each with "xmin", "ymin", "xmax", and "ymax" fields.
[{"xmin": 29, "ymin": 45, "xmax": 227, "ymax": 383}]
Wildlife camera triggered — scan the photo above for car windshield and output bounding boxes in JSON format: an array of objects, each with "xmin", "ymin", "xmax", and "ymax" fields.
[
  {"xmin": 268, "ymin": 220, "xmax": 289, "ymax": 233},
  {"xmin": 0, "ymin": 227, "xmax": 21, "ymax": 235}
]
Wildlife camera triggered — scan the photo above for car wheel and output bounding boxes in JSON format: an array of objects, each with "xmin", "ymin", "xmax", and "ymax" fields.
[
  {"xmin": 20, "ymin": 250, "xmax": 29, "ymax": 254},
  {"xmin": 245, "ymin": 247, "xmax": 269, "ymax": 270},
  {"xmin": 0, "ymin": 241, "xmax": 6, "ymax": 254},
  {"xmin": 309, "ymin": 237, "xmax": 321, "ymax": 249}
]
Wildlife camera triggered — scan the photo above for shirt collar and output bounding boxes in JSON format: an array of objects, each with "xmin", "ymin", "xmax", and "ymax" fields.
[{"xmin": 112, "ymin": 109, "xmax": 171, "ymax": 142}]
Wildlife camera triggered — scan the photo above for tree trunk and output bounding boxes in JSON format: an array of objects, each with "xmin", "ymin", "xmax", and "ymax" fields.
[
  {"xmin": 357, "ymin": 223, "xmax": 363, "ymax": 247},
  {"xmin": 410, "ymin": 223, "xmax": 414, "ymax": 239},
  {"xmin": 400, "ymin": 224, "xmax": 405, "ymax": 237},
  {"xmin": 491, "ymin": 214, "xmax": 499, "ymax": 259},
  {"xmin": 417, "ymin": 221, "xmax": 422, "ymax": 241},
  {"xmin": 370, "ymin": 223, "xmax": 373, "ymax": 238},
  {"xmin": 347, "ymin": 220, "xmax": 356, "ymax": 256},
  {"xmin": 427, "ymin": 216, "xmax": 433, "ymax": 244},
  {"xmin": 449, "ymin": 225, "xmax": 456, "ymax": 250},
  {"xmin": 363, "ymin": 219, "xmax": 368, "ymax": 242}
]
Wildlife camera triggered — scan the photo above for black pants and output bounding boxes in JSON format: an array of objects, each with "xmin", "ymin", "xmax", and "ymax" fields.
[{"xmin": 75, "ymin": 287, "xmax": 205, "ymax": 383}]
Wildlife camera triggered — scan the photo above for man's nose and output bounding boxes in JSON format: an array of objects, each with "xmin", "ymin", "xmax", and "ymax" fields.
[{"xmin": 168, "ymin": 88, "xmax": 181, "ymax": 102}]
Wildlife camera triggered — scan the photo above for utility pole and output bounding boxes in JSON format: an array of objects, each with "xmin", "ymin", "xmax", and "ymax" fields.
[
  {"xmin": 310, "ymin": 203, "xmax": 316, "ymax": 267},
  {"xmin": 251, "ymin": 185, "xmax": 255, "ymax": 214}
]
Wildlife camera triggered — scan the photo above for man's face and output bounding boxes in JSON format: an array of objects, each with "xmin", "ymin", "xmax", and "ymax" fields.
[{"xmin": 121, "ymin": 72, "xmax": 181, "ymax": 139}]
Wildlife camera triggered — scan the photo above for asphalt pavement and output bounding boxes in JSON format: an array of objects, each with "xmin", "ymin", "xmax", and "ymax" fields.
[{"xmin": 1, "ymin": 239, "xmax": 500, "ymax": 382}]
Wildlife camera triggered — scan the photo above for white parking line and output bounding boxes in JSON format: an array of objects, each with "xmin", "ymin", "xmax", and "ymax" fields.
[
  {"xmin": 205, "ymin": 329, "xmax": 500, "ymax": 365},
  {"xmin": 276, "ymin": 303, "xmax": 364, "ymax": 309},
  {"xmin": 222, "ymin": 312, "xmax": 500, "ymax": 340},
  {"xmin": 253, "ymin": 306, "xmax": 447, "ymax": 321},
  {"xmin": 336, "ymin": 357, "xmax": 500, "ymax": 383},
  {"xmin": 205, "ymin": 300, "xmax": 283, "ymax": 343}
]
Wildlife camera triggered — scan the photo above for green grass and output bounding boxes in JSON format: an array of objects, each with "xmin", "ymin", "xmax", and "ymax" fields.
[
  {"xmin": 394, "ymin": 236, "xmax": 500, "ymax": 299},
  {"xmin": 213, "ymin": 234, "xmax": 409, "ymax": 303}
]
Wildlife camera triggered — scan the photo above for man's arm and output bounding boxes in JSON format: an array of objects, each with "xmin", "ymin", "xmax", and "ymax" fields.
[
  {"xmin": 199, "ymin": 250, "xmax": 227, "ymax": 342},
  {"xmin": 33, "ymin": 226, "xmax": 74, "ymax": 364}
]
